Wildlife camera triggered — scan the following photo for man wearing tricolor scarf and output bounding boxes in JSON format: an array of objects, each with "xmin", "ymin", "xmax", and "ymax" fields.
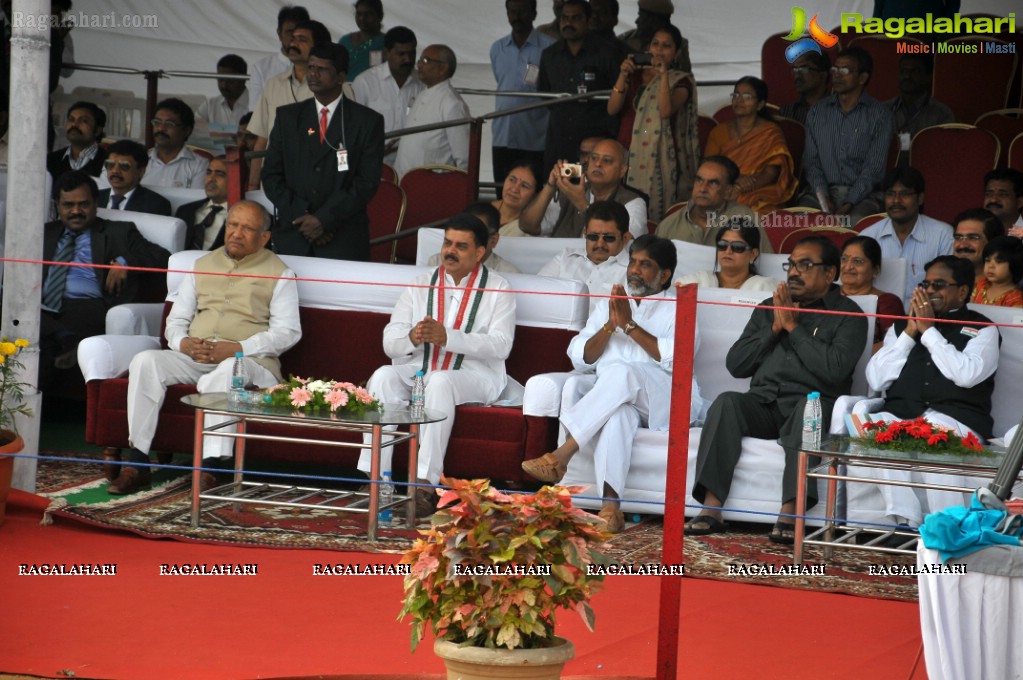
[
  {"xmin": 357, "ymin": 213, "xmax": 517, "ymax": 516},
  {"xmin": 522, "ymin": 234, "xmax": 704, "ymax": 533}
]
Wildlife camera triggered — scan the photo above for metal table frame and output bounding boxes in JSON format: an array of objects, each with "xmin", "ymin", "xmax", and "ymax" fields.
[
  {"xmin": 794, "ymin": 437, "xmax": 1007, "ymax": 565},
  {"xmin": 183, "ymin": 394, "xmax": 443, "ymax": 540}
]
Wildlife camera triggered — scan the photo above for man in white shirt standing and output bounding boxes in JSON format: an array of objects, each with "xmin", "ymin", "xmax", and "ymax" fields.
[
  {"xmin": 141, "ymin": 98, "xmax": 209, "ymax": 190},
  {"xmin": 352, "ymin": 26, "xmax": 424, "ymax": 166},
  {"xmin": 538, "ymin": 200, "xmax": 630, "ymax": 310},
  {"xmin": 523, "ymin": 234, "xmax": 702, "ymax": 532},
  {"xmin": 358, "ymin": 214, "xmax": 516, "ymax": 516},
  {"xmin": 247, "ymin": 5, "xmax": 310, "ymax": 107},
  {"xmin": 196, "ymin": 54, "xmax": 250, "ymax": 129},
  {"xmin": 393, "ymin": 44, "xmax": 470, "ymax": 178}
]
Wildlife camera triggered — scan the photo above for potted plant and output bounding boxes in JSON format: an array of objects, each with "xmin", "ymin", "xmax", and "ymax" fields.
[
  {"xmin": 0, "ymin": 338, "xmax": 31, "ymax": 525},
  {"xmin": 399, "ymin": 477, "xmax": 610, "ymax": 680}
]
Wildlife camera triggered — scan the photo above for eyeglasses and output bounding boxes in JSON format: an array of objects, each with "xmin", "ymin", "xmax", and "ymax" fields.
[
  {"xmin": 917, "ymin": 280, "xmax": 954, "ymax": 291},
  {"xmin": 103, "ymin": 160, "xmax": 134, "ymax": 171},
  {"xmin": 782, "ymin": 260, "xmax": 826, "ymax": 273},
  {"xmin": 730, "ymin": 92, "xmax": 755, "ymax": 101},
  {"xmin": 884, "ymin": 190, "xmax": 917, "ymax": 199},
  {"xmin": 716, "ymin": 240, "xmax": 750, "ymax": 254},
  {"xmin": 953, "ymin": 233, "xmax": 984, "ymax": 242},
  {"xmin": 585, "ymin": 233, "xmax": 618, "ymax": 243},
  {"xmin": 840, "ymin": 255, "xmax": 868, "ymax": 267},
  {"xmin": 791, "ymin": 66, "xmax": 824, "ymax": 74},
  {"xmin": 151, "ymin": 118, "xmax": 181, "ymax": 129},
  {"xmin": 417, "ymin": 56, "xmax": 444, "ymax": 65},
  {"xmin": 830, "ymin": 66, "xmax": 853, "ymax": 76}
]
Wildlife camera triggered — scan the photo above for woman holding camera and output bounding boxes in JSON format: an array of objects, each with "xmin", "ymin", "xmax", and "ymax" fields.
[{"xmin": 607, "ymin": 24, "xmax": 699, "ymax": 222}]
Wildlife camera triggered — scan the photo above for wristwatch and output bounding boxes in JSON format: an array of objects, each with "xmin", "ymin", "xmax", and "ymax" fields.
[{"xmin": 623, "ymin": 321, "xmax": 638, "ymax": 335}]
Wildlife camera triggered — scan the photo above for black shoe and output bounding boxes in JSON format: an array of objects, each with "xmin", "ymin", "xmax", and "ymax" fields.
[{"xmin": 882, "ymin": 524, "xmax": 918, "ymax": 550}]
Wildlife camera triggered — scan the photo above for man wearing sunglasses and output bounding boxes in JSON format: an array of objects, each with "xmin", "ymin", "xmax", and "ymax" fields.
[
  {"xmin": 851, "ymin": 255, "xmax": 999, "ymax": 533},
  {"xmin": 96, "ymin": 140, "xmax": 172, "ymax": 217},
  {"xmin": 688, "ymin": 236, "xmax": 867, "ymax": 544},
  {"xmin": 538, "ymin": 200, "xmax": 632, "ymax": 310}
]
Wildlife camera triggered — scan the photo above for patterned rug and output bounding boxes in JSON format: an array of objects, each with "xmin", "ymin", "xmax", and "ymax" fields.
[{"xmin": 38, "ymin": 461, "xmax": 918, "ymax": 602}]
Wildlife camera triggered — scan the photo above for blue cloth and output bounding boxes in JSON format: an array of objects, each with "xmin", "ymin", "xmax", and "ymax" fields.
[
  {"xmin": 490, "ymin": 30, "xmax": 555, "ymax": 150},
  {"xmin": 803, "ymin": 94, "xmax": 893, "ymax": 207},
  {"xmin": 920, "ymin": 493, "xmax": 1023, "ymax": 562},
  {"xmin": 859, "ymin": 214, "xmax": 954, "ymax": 303}
]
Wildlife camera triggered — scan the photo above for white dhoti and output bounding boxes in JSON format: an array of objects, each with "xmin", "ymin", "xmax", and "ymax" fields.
[
  {"xmin": 127, "ymin": 349, "xmax": 278, "ymax": 459},
  {"xmin": 852, "ymin": 408, "xmax": 981, "ymax": 527},
  {"xmin": 357, "ymin": 364, "xmax": 501, "ymax": 483},
  {"xmin": 559, "ymin": 362, "xmax": 686, "ymax": 497}
]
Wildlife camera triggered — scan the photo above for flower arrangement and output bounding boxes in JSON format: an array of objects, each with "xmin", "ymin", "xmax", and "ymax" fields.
[
  {"xmin": 265, "ymin": 377, "xmax": 381, "ymax": 415},
  {"xmin": 399, "ymin": 477, "xmax": 610, "ymax": 652},
  {"xmin": 859, "ymin": 417, "xmax": 990, "ymax": 456},
  {"xmin": 0, "ymin": 339, "xmax": 33, "ymax": 439}
]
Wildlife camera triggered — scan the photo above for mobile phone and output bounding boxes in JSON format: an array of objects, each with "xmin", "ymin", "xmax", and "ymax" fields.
[{"xmin": 633, "ymin": 53, "xmax": 653, "ymax": 66}]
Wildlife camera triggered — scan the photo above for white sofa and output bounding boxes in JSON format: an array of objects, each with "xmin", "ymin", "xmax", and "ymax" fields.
[{"xmin": 522, "ymin": 286, "xmax": 877, "ymax": 524}]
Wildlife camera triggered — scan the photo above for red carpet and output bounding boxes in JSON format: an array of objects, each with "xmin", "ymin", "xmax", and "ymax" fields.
[{"xmin": 0, "ymin": 490, "xmax": 925, "ymax": 679}]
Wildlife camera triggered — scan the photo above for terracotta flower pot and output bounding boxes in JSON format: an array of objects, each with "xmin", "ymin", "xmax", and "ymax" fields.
[
  {"xmin": 0, "ymin": 429, "xmax": 24, "ymax": 526},
  {"xmin": 433, "ymin": 637, "xmax": 575, "ymax": 680}
]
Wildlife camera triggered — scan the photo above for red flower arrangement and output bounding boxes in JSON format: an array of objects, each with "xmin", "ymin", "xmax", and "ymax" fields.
[{"xmin": 860, "ymin": 417, "xmax": 988, "ymax": 456}]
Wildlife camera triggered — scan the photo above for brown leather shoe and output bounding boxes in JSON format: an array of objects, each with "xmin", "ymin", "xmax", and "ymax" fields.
[
  {"xmin": 414, "ymin": 488, "xmax": 436, "ymax": 518},
  {"xmin": 102, "ymin": 447, "xmax": 122, "ymax": 482},
  {"xmin": 107, "ymin": 467, "xmax": 152, "ymax": 495},
  {"xmin": 521, "ymin": 453, "xmax": 567, "ymax": 483},
  {"xmin": 598, "ymin": 507, "xmax": 626, "ymax": 534}
]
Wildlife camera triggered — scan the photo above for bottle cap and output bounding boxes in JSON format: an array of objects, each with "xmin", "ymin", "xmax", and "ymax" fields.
[
  {"xmin": 415, "ymin": 370, "xmax": 425, "ymax": 377},
  {"xmin": 808, "ymin": 391, "xmax": 820, "ymax": 399},
  {"xmin": 235, "ymin": 351, "xmax": 243, "ymax": 358}
]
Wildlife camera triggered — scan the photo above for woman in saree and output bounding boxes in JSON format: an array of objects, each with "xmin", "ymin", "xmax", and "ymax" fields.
[
  {"xmin": 704, "ymin": 76, "xmax": 796, "ymax": 214},
  {"xmin": 607, "ymin": 24, "xmax": 699, "ymax": 222}
]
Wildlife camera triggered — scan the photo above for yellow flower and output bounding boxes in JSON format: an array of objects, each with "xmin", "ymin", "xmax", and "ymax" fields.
[
  {"xmin": 0, "ymin": 343, "xmax": 16, "ymax": 356},
  {"xmin": 14, "ymin": 339, "xmax": 28, "ymax": 348},
  {"xmin": 0, "ymin": 355, "xmax": 6, "ymax": 365}
]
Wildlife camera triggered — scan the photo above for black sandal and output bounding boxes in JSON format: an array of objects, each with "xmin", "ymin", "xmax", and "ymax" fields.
[
  {"xmin": 769, "ymin": 520, "xmax": 797, "ymax": 545},
  {"xmin": 685, "ymin": 515, "xmax": 728, "ymax": 536}
]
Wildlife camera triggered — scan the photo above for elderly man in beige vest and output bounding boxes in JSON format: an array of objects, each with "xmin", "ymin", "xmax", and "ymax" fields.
[{"xmin": 109, "ymin": 200, "xmax": 302, "ymax": 495}]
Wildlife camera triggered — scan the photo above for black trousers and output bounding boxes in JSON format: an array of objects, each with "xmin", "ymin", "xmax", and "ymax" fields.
[
  {"xmin": 692, "ymin": 391, "xmax": 819, "ymax": 510},
  {"xmin": 39, "ymin": 297, "xmax": 107, "ymax": 390}
]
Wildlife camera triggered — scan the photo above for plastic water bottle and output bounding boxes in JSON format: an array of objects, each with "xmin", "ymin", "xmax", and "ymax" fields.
[
  {"xmin": 229, "ymin": 351, "xmax": 245, "ymax": 404},
  {"xmin": 410, "ymin": 371, "xmax": 426, "ymax": 419},
  {"xmin": 378, "ymin": 471, "xmax": 394, "ymax": 527},
  {"xmin": 802, "ymin": 391, "xmax": 822, "ymax": 450}
]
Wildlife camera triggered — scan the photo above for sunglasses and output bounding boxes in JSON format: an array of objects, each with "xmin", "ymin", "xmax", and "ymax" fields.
[
  {"xmin": 585, "ymin": 233, "xmax": 618, "ymax": 243},
  {"xmin": 103, "ymin": 160, "xmax": 134, "ymax": 172},
  {"xmin": 917, "ymin": 280, "xmax": 955, "ymax": 291},
  {"xmin": 716, "ymin": 240, "xmax": 750, "ymax": 253}
]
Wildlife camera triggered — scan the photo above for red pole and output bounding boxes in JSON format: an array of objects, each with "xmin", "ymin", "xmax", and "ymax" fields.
[
  {"xmin": 144, "ymin": 70, "xmax": 160, "ymax": 149},
  {"xmin": 224, "ymin": 145, "xmax": 243, "ymax": 206},
  {"xmin": 656, "ymin": 282, "xmax": 697, "ymax": 679}
]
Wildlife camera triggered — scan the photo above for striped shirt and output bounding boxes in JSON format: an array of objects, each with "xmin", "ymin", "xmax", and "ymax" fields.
[{"xmin": 803, "ymin": 93, "xmax": 893, "ymax": 207}]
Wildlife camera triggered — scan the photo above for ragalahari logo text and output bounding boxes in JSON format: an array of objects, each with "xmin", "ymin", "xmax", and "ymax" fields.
[{"xmin": 783, "ymin": 7, "xmax": 839, "ymax": 62}]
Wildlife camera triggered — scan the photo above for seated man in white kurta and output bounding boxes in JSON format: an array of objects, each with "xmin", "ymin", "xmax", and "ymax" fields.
[
  {"xmin": 521, "ymin": 234, "xmax": 704, "ymax": 533},
  {"xmin": 113, "ymin": 201, "xmax": 302, "ymax": 495},
  {"xmin": 358, "ymin": 213, "xmax": 516, "ymax": 515},
  {"xmin": 853, "ymin": 256, "xmax": 999, "ymax": 530}
]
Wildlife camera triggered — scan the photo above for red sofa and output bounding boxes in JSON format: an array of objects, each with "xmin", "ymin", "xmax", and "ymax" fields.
[{"xmin": 80, "ymin": 253, "xmax": 590, "ymax": 483}]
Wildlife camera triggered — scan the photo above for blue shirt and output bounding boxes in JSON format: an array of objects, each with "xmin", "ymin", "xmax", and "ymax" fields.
[
  {"xmin": 490, "ymin": 29, "xmax": 555, "ymax": 150},
  {"xmin": 54, "ymin": 227, "xmax": 127, "ymax": 300},
  {"xmin": 804, "ymin": 93, "xmax": 893, "ymax": 206},
  {"xmin": 859, "ymin": 214, "xmax": 954, "ymax": 303}
]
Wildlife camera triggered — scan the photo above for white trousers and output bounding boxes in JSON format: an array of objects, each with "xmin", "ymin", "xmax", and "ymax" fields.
[
  {"xmin": 560, "ymin": 362, "xmax": 673, "ymax": 497},
  {"xmin": 357, "ymin": 365, "xmax": 498, "ymax": 484},
  {"xmin": 127, "ymin": 349, "xmax": 278, "ymax": 459},
  {"xmin": 853, "ymin": 409, "xmax": 980, "ymax": 527}
]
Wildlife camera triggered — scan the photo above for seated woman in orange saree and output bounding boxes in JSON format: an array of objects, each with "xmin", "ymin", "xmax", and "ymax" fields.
[{"xmin": 705, "ymin": 76, "xmax": 796, "ymax": 214}]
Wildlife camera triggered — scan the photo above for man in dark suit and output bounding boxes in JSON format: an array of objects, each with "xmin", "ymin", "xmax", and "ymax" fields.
[
  {"xmin": 97, "ymin": 140, "xmax": 173, "ymax": 216},
  {"xmin": 176, "ymin": 157, "xmax": 231, "ymax": 250},
  {"xmin": 47, "ymin": 101, "xmax": 108, "ymax": 181},
  {"xmin": 41, "ymin": 172, "xmax": 170, "ymax": 387},
  {"xmin": 262, "ymin": 42, "xmax": 384, "ymax": 260}
]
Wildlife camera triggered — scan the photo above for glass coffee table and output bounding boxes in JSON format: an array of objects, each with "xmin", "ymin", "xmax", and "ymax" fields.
[
  {"xmin": 794, "ymin": 436, "xmax": 1006, "ymax": 565},
  {"xmin": 181, "ymin": 393, "xmax": 445, "ymax": 540}
]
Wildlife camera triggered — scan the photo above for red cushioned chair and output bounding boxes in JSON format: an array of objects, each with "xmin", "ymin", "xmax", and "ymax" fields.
[
  {"xmin": 366, "ymin": 180, "xmax": 405, "ymax": 264},
  {"xmin": 910, "ymin": 125, "xmax": 1000, "ymax": 224},
  {"xmin": 712, "ymin": 104, "xmax": 734, "ymax": 124},
  {"xmin": 1010, "ymin": 133, "xmax": 1023, "ymax": 173},
  {"xmin": 697, "ymin": 115, "xmax": 716, "ymax": 153},
  {"xmin": 934, "ymin": 36, "xmax": 1017, "ymax": 125},
  {"xmin": 975, "ymin": 109, "xmax": 1023, "ymax": 167},
  {"xmin": 778, "ymin": 226, "xmax": 857, "ymax": 254},
  {"xmin": 849, "ymin": 36, "xmax": 922, "ymax": 103},
  {"xmin": 397, "ymin": 165, "xmax": 470, "ymax": 264},
  {"xmin": 854, "ymin": 213, "xmax": 887, "ymax": 232},
  {"xmin": 761, "ymin": 209, "xmax": 818, "ymax": 253},
  {"xmin": 774, "ymin": 115, "xmax": 805, "ymax": 178},
  {"xmin": 380, "ymin": 163, "xmax": 397, "ymax": 183}
]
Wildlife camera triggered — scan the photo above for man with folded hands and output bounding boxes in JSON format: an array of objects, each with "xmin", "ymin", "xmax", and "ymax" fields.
[
  {"xmin": 358, "ymin": 214, "xmax": 517, "ymax": 517},
  {"xmin": 110, "ymin": 201, "xmax": 302, "ymax": 495},
  {"xmin": 687, "ymin": 236, "xmax": 867, "ymax": 544},
  {"xmin": 522, "ymin": 234, "xmax": 703, "ymax": 533}
]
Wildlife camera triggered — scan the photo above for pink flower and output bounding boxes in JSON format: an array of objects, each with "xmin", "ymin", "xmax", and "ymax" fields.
[
  {"xmin": 266, "ymin": 384, "xmax": 283, "ymax": 394},
  {"xmin": 338, "ymin": 382, "xmax": 357, "ymax": 391},
  {"xmin": 356, "ymin": 387, "xmax": 375, "ymax": 404},
  {"xmin": 324, "ymin": 389, "xmax": 349, "ymax": 411},
  {"xmin": 290, "ymin": 387, "xmax": 311, "ymax": 407}
]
